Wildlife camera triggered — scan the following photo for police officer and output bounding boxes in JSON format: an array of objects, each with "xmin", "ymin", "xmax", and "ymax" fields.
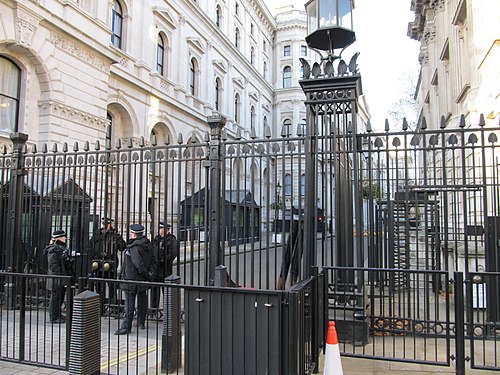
[
  {"xmin": 88, "ymin": 218, "xmax": 126, "ymax": 310},
  {"xmin": 44, "ymin": 230, "xmax": 71, "ymax": 323},
  {"xmin": 115, "ymin": 224, "xmax": 153, "ymax": 335},
  {"xmin": 150, "ymin": 222, "xmax": 178, "ymax": 310}
]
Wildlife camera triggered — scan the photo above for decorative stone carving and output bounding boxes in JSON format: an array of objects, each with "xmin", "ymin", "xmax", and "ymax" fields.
[
  {"xmin": 430, "ymin": 0, "xmax": 445, "ymax": 12},
  {"xmin": 418, "ymin": 49, "xmax": 429, "ymax": 65},
  {"xmin": 15, "ymin": 9, "xmax": 39, "ymax": 47},
  {"xmin": 423, "ymin": 23, "xmax": 436, "ymax": 44},
  {"xmin": 38, "ymin": 101, "xmax": 108, "ymax": 129},
  {"xmin": 50, "ymin": 32, "xmax": 109, "ymax": 72}
]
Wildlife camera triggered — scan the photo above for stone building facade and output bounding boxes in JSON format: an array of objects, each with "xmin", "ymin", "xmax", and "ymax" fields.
[
  {"xmin": 408, "ymin": 0, "xmax": 500, "ymax": 129},
  {"xmin": 0, "ymin": 0, "xmax": 319, "ymax": 150}
]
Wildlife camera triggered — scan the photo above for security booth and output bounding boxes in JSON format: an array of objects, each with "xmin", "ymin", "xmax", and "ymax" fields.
[
  {"xmin": 179, "ymin": 188, "xmax": 260, "ymax": 244},
  {"xmin": 1, "ymin": 175, "xmax": 92, "ymax": 277},
  {"xmin": 273, "ymin": 205, "xmax": 326, "ymax": 233}
]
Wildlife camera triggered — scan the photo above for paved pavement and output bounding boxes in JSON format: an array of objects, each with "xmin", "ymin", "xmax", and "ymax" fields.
[{"xmin": 1, "ymin": 355, "xmax": 499, "ymax": 374}]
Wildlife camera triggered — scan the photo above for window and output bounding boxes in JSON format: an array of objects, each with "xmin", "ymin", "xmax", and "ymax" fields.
[
  {"xmin": 300, "ymin": 65, "xmax": 304, "ymax": 80},
  {"xmin": 250, "ymin": 24, "xmax": 254, "ymax": 36},
  {"xmin": 0, "ymin": 57, "xmax": 20, "ymax": 132},
  {"xmin": 300, "ymin": 175, "xmax": 306, "ymax": 196},
  {"xmin": 263, "ymin": 116, "xmax": 268, "ymax": 129},
  {"xmin": 215, "ymin": 78, "xmax": 222, "ymax": 111},
  {"xmin": 282, "ymin": 118, "xmax": 292, "ymax": 137},
  {"xmin": 235, "ymin": 28, "xmax": 240, "ymax": 49},
  {"xmin": 283, "ymin": 45, "xmax": 291, "ymax": 56},
  {"xmin": 234, "ymin": 93, "xmax": 240, "ymax": 123},
  {"xmin": 263, "ymin": 61, "xmax": 267, "ymax": 79},
  {"xmin": 235, "ymin": 2, "xmax": 239, "ymax": 15},
  {"xmin": 263, "ymin": 40, "xmax": 266, "ymax": 51},
  {"xmin": 250, "ymin": 47, "xmax": 255, "ymax": 65},
  {"xmin": 250, "ymin": 106, "xmax": 256, "ymax": 130},
  {"xmin": 189, "ymin": 58, "xmax": 197, "ymax": 95},
  {"xmin": 111, "ymin": 0, "xmax": 123, "ymax": 48},
  {"xmin": 284, "ymin": 174, "xmax": 292, "ymax": 196},
  {"xmin": 156, "ymin": 34, "xmax": 165, "ymax": 75},
  {"xmin": 283, "ymin": 66, "xmax": 292, "ymax": 88},
  {"xmin": 216, "ymin": 5, "xmax": 221, "ymax": 28},
  {"xmin": 301, "ymin": 45, "xmax": 308, "ymax": 56}
]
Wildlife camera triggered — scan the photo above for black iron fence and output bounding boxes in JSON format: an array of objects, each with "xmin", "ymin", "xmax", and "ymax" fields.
[
  {"xmin": 0, "ymin": 272, "xmax": 72, "ymax": 370},
  {"xmin": 0, "ymin": 267, "xmax": 323, "ymax": 374},
  {"xmin": 0, "ymin": 114, "xmax": 500, "ymax": 373}
]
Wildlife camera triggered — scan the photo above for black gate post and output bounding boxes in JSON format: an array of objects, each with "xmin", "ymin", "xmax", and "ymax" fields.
[
  {"xmin": 4, "ymin": 133, "xmax": 28, "ymax": 310},
  {"xmin": 6, "ymin": 132, "xmax": 28, "ymax": 274},
  {"xmin": 300, "ymin": 72, "xmax": 362, "ymax": 278},
  {"xmin": 454, "ymin": 271, "xmax": 466, "ymax": 375},
  {"xmin": 206, "ymin": 115, "xmax": 226, "ymax": 285}
]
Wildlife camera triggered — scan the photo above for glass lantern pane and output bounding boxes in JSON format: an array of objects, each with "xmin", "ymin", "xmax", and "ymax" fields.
[
  {"xmin": 306, "ymin": 1, "xmax": 318, "ymax": 34},
  {"xmin": 339, "ymin": 0, "xmax": 353, "ymax": 29},
  {"xmin": 319, "ymin": 0, "xmax": 338, "ymax": 28}
]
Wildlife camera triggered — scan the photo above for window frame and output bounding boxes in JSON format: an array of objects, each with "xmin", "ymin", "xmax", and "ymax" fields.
[
  {"xmin": 111, "ymin": 0, "xmax": 123, "ymax": 49},
  {"xmin": 156, "ymin": 34, "xmax": 165, "ymax": 75},
  {"xmin": 0, "ymin": 56, "xmax": 21, "ymax": 133},
  {"xmin": 283, "ymin": 66, "xmax": 292, "ymax": 88},
  {"xmin": 283, "ymin": 45, "xmax": 291, "ymax": 57}
]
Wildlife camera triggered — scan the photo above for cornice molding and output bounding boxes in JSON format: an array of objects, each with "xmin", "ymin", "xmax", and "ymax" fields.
[
  {"xmin": 50, "ymin": 32, "xmax": 110, "ymax": 73},
  {"xmin": 38, "ymin": 100, "xmax": 108, "ymax": 129}
]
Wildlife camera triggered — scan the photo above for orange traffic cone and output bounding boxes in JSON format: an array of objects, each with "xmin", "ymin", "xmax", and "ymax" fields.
[{"xmin": 323, "ymin": 321, "xmax": 343, "ymax": 375}]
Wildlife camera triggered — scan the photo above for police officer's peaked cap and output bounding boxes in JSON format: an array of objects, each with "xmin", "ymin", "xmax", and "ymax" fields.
[
  {"xmin": 101, "ymin": 217, "xmax": 114, "ymax": 224},
  {"xmin": 52, "ymin": 229, "xmax": 66, "ymax": 238},
  {"xmin": 129, "ymin": 224, "xmax": 145, "ymax": 234},
  {"xmin": 159, "ymin": 222, "xmax": 171, "ymax": 228}
]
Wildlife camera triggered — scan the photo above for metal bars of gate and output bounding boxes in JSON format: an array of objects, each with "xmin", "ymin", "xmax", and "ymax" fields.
[
  {"xmin": 325, "ymin": 266, "xmax": 452, "ymax": 367},
  {"xmin": 0, "ymin": 272, "xmax": 71, "ymax": 370},
  {"xmin": 466, "ymin": 271, "xmax": 500, "ymax": 371}
]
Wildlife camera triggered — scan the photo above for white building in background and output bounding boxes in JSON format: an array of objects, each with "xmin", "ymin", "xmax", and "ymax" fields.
[
  {"xmin": 408, "ymin": 0, "xmax": 500, "ymax": 129},
  {"xmin": 0, "ymin": 0, "xmax": 318, "ymax": 149}
]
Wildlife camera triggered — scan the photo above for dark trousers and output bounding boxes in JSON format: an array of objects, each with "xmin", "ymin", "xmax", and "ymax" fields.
[
  {"xmin": 121, "ymin": 287, "xmax": 147, "ymax": 331},
  {"xmin": 150, "ymin": 279, "xmax": 164, "ymax": 309},
  {"xmin": 49, "ymin": 285, "xmax": 66, "ymax": 321}
]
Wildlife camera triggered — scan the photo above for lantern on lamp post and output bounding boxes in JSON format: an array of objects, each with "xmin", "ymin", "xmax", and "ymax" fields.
[{"xmin": 305, "ymin": 0, "xmax": 355, "ymax": 53}]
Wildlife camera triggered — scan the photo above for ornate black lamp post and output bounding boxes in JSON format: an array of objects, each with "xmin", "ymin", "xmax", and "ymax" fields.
[
  {"xmin": 301, "ymin": 0, "xmax": 360, "ymax": 279},
  {"xmin": 305, "ymin": 0, "xmax": 355, "ymax": 52},
  {"xmin": 301, "ymin": 0, "xmax": 368, "ymax": 345}
]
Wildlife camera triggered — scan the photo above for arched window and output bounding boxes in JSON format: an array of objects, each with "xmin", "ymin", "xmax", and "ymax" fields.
[
  {"xmin": 263, "ymin": 61, "xmax": 267, "ymax": 79},
  {"xmin": 215, "ymin": 77, "xmax": 222, "ymax": 111},
  {"xmin": 283, "ymin": 66, "xmax": 292, "ymax": 88},
  {"xmin": 235, "ymin": 28, "xmax": 240, "ymax": 49},
  {"xmin": 111, "ymin": 0, "xmax": 123, "ymax": 49},
  {"xmin": 282, "ymin": 118, "xmax": 292, "ymax": 137},
  {"xmin": 300, "ymin": 174, "xmax": 306, "ymax": 196},
  {"xmin": 216, "ymin": 5, "xmax": 222, "ymax": 28},
  {"xmin": 156, "ymin": 34, "xmax": 165, "ymax": 75},
  {"xmin": 250, "ymin": 106, "xmax": 256, "ymax": 131},
  {"xmin": 0, "ymin": 57, "xmax": 20, "ymax": 132},
  {"xmin": 263, "ymin": 116, "xmax": 268, "ymax": 129},
  {"xmin": 284, "ymin": 174, "xmax": 292, "ymax": 196},
  {"xmin": 234, "ymin": 93, "xmax": 240, "ymax": 123},
  {"xmin": 250, "ymin": 47, "xmax": 255, "ymax": 66},
  {"xmin": 189, "ymin": 58, "xmax": 197, "ymax": 95}
]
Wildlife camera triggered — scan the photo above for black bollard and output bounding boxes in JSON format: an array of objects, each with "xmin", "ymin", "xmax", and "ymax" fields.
[{"xmin": 162, "ymin": 274, "xmax": 181, "ymax": 373}]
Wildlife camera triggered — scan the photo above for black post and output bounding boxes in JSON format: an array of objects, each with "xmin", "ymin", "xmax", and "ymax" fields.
[
  {"xmin": 300, "ymin": 73, "xmax": 362, "ymax": 278},
  {"xmin": 162, "ymin": 274, "xmax": 182, "ymax": 373},
  {"xmin": 207, "ymin": 115, "xmax": 226, "ymax": 284},
  {"xmin": 6, "ymin": 132, "xmax": 28, "ymax": 273},
  {"xmin": 303, "ymin": 102, "xmax": 317, "ymax": 279},
  {"xmin": 454, "ymin": 272, "xmax": 466, "ymax": 375}
]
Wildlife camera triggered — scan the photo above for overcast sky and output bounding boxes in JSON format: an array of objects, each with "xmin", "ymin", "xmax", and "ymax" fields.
[{"xmin": 265, "ymin": 0, "xmax": 421, "ymax": 129}]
